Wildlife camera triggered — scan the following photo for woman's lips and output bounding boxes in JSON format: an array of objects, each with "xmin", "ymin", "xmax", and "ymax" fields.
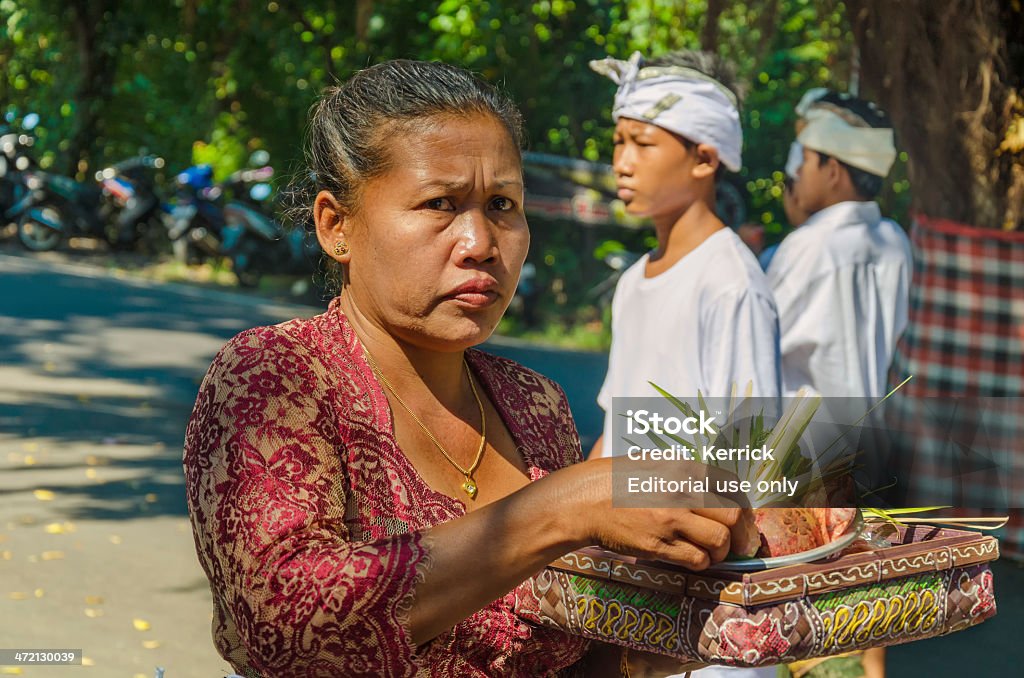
[
  {"xmin": 451, "ymin": 291, "xmax": 499, "ymax": 307},
  {"xmin": 617, "ymin": 187, "xmax": 636, "ymax": 201},
  {"xmin": 445, "ymin": 279, "xmax": 500, "ymax": 308}
]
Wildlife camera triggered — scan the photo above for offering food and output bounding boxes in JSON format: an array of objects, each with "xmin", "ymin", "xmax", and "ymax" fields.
[{"xmin": 732, "ymin": 507, "xmax": 859, "ymax": 558}]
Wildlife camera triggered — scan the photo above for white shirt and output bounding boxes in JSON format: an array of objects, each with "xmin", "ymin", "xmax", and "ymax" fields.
[
  {"xmin": 767, "ymin": 200, "xmax": 913, "ymax": 399},
  {"xmin": 597, "ymin": 228, "xmax": 781, "ymax": 455}
]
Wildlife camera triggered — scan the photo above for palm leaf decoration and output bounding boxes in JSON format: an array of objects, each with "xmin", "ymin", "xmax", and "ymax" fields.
[{"xmin": 636, "ymin": 379, "xmax": 912, "ymax": 508}]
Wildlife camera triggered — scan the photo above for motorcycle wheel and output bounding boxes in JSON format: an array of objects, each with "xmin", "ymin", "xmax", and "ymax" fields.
[{"xmin": 17, "ymin": 209, "xmax": 62, "ymax": 251}]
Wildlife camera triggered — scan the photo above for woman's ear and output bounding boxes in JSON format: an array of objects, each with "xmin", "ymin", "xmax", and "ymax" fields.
[
  {"xmin": 314, "ymin": 190, "xmax": 352, "ymax": 264},
  {"xmin": 691, "ymin": 143, "xmax": 721, "ymax": 180}
]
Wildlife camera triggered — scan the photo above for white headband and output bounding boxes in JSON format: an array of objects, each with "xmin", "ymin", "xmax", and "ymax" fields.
[
  {"xmin": 589, "ymin": 51, "xmax": 743, "ymax": 172},
  {"xmin": 785, "ymin": 141, "xmax": 804, "ymax": 180},
  {"xmin": 797, "ymin": 107, "xmax": 896, "ymax": 177}
]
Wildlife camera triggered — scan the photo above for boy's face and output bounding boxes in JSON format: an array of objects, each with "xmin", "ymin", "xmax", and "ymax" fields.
[
  {"xmin": 612, "ymin": 117, "xmax": 699, "ymax": 220},
  {"xmin": 793, "ymin": 146, "xmax": 834, "ymax": 215}
]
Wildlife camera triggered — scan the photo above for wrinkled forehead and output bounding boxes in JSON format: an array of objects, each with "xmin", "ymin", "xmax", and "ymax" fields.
[
  {"xmin": 384, "ymin": 111, "xmax": 521, "ymax": 158},
  {"xmin": 373, "ymin": 114, "xmax": 524, "ymax": 187}
]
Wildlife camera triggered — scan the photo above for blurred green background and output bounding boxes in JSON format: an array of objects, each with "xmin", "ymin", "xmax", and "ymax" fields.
[{"xmin": 0, "ymin": 0, "xmax": 913, "ymax": 346}]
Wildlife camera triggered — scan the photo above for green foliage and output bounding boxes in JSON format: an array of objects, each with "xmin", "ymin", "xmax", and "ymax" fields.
[{"xmin": 0, "ymin": 0, "xmax": 911, "ymax": 331}]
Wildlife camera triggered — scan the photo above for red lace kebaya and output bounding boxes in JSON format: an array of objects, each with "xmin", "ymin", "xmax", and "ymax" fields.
[{"xmin": 184, "ymin": 299, "xmax": 590, "ymax": 677}]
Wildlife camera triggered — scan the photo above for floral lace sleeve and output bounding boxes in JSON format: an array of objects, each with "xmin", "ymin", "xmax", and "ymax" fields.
[{"xmin": 183, "ymin": 326, "xmax": 427, "ymax": 677}]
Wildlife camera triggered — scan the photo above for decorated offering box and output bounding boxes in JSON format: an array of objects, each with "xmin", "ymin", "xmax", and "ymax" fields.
[{"xmin": 517, "ymin": 526, "xmax": 998, "ymax": 667}]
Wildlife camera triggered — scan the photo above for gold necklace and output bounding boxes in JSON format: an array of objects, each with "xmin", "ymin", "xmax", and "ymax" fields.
[{"xmin": 364, "ymin": 350, "xmax": 486, "ymax": 500}]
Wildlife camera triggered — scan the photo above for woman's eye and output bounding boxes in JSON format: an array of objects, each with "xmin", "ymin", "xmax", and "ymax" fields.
[
  {"xmin": 489, "ymin": 196, "xmax": 515, "ymax": 211},
  {"xmin": 423, "ymin": 197, "xmax": 455, "ymax": 210}
]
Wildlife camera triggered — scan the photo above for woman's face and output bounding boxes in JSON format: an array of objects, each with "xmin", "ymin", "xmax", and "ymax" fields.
[{"xmin": 341, "ymin": 113, "xmax": 528, "ymax": 352}]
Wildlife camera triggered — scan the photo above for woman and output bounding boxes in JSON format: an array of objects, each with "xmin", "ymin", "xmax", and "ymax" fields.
[{"xmin": 184, "ymin": 59, "xmax": 742, "ymax": 677}]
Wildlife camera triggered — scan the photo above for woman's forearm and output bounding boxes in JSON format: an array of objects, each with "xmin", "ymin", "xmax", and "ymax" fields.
[
  {"xmin": 407, "ymin": 462, "xmax": 596, "ymax": 644},
  {"xmin": 404, "ymin": 457, "xmax": 741, "ymax": 646}
]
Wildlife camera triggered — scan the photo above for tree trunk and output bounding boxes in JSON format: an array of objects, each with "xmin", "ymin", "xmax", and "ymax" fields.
[
  {"xmin": 356, "ymin": 0, "xmax": 374, "ymax": 42},
  {"xmin": 702, "ymin": 0, "xmax": 726, "ymax": 53},
  {"xmin": 67, "ymin": 0, "xmax": 120, "ymax": 177},
  {"xmin": 847, "ymin": 0, "xmax": 1024, "ymax": 230}
]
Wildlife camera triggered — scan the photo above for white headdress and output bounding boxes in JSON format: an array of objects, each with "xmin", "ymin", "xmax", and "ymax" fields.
[
  {"xmin": 589, "ymin": 51, "xmax": 743, "ymax": 172},
  {"xmin": 797, "ymin": 104, "xmax": 896, "ymax": 178}
]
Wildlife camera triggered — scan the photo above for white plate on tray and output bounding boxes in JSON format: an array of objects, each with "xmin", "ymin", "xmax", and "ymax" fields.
[{"xmin": 704, "ymin": 511, "xmax": 865, "ymax": 572}]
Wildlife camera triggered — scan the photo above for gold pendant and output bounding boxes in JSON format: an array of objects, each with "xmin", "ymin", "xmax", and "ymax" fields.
[{"xmin": 461, "ymin": 478, "xmax": 478, "ymax": 499}]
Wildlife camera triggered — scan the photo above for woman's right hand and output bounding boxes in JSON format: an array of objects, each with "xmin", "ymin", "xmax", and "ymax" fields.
[{"xmin": 559, "ymin": 456, "xmax": 749, "ymax": 570}]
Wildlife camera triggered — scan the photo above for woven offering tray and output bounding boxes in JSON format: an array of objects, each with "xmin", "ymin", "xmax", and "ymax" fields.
[{"xmin": 516, "ymin": 525, "xmax": 998, "ymax": 667}]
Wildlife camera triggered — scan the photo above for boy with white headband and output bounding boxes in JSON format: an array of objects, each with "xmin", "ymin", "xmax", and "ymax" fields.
[
  {"xmin": 767, "ymin": 93, "xmax": 912, "ymax": 403},
  {"xmin": 589, "ymin": 50, "xmax": 780, "ymax": 460},
  {"xmin": 760, "ymin": 88, "xmax": 832, "ymax": 270},
  {"xmin": 589, "ymin": 48, "xmax": 780, "ymax": 678}
]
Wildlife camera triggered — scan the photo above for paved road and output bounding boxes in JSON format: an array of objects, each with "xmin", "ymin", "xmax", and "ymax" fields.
[{"xmin": 0, "ymin": 250, "xmax": 1019, "ymax": 677}]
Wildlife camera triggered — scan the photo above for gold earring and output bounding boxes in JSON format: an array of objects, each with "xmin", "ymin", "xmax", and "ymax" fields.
[{"xmin": 333, "ymin": 241, "xmax": 349, "ymax": 256}]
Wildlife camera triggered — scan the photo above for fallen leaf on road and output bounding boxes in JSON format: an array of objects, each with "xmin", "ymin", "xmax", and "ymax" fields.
[
  {"xmin": 84, "ymin": 608, "xmax": 104, "ymax": 618},
  {"xmin": 45, "ymin": 521, "xmax": 75, "ymax": 534},
  {"xmin": 145, "ymin": 493, "xmax": 158, "ymax": 503},
  {"xmin": 41, "ymin": 550, "xmax": 64, "ymax": 561},
  {"xmin": 85, "ymin": 595, "xmax": 104, "ymax": 605},
  {"xmin": 109, "ymin": 535, "xmax": 122, "ymax": 544},
  {"xmin": 8, "ymin": 592, "xmax": 28, "ymax": 600},
  {"xmin": 2, "ymin": 551, "xmax": 11, "ymax": 560},
  {"xmin": 142, "ymin": 640, "xmax": 161, "ymax": 649},
  {"xmin": 133, "ymin": 618, "xmax": 151, "ymax": 631},
  {"xmin": 82, "ymin": 657, "xmax": 95, "ymax": 666},
  {"xmin": 33, "ymin": 489, "xmax": 55, "ymax": 501},
  {"xmin": 23, "ymin": 455, "xmax": 35, "ymax": 465},
  {"xmin": 1, "ymin": 666, "xmax": 24, "ymax": 674},
  {"xmin": 85, "ymin": 468, "xmax": 98, "ymax": 479}
]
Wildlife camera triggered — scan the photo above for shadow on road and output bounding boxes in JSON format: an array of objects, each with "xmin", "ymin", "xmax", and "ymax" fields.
[{"xmin": 1, "ymin": 256, "xmax": 314, "ymax": 523}]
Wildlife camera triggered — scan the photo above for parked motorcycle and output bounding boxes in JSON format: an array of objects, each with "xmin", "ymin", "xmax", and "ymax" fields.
[
  {"xmin": 15, "ymin": 155, "xmax": 167, "ymax": 252},
  {"xmin": 166, "ymin": 164, "xmax": 226, "ymax": 265},
  {"xmin": 94, "ymin": 155, "xmax": 171, "ymax": 254},
  {"xmin": 168, "ymin": 149, "xmax": 285, "ymax": 268},
  {"xmin": 0, "ymin": 112, "xmax": 39, "ymax": 226},
  {"xmin": 220, "ymin": 178, "xmax": 320, "ymax": 288}
]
